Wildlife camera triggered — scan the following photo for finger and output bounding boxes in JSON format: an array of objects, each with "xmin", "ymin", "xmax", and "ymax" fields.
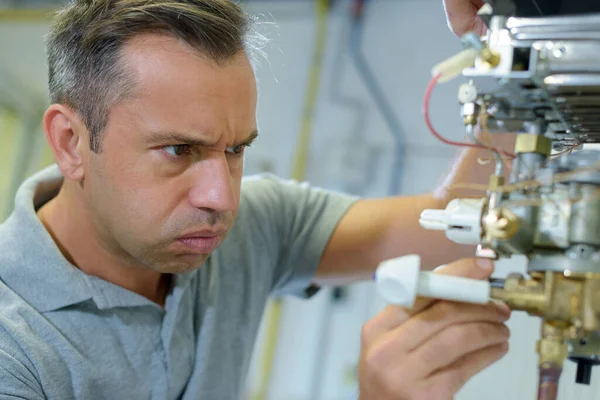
[
  {"xmin": 364, "ymin": 258, "xmax": 496, "ymax": 343},
  {"xmin": 409, "ymin": 321, "xmax": 509, "ymax": 377},
  {"xmin": 443, "ymin": 0, "xmax": 485, "ymax": 36},
  {"xmin": 398, "ymin": 301, "xmax": 511, "ymax": 352},
  {"xmin": 424, "ymin": 341, "xmax": 509, "ymax": 395},
  {"xmin": 361, "ymin": 304, "xmax": 415, "ymax": 345},
  {"xmin": 470, "ymin": 16, "xmax": 488, "ymax": 36},
  {"xmin": 434, "ymin": 257, "xmax": 494, "ymax": 280}
]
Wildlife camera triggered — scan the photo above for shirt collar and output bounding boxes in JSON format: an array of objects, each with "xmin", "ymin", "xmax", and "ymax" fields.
[
  {"xmin": 0, "ymin": 165, "xmax": 93, "ymax": 312},
  {"xmin": 0, "ymin": 164, "xmax": 196, "ymax": 312}
]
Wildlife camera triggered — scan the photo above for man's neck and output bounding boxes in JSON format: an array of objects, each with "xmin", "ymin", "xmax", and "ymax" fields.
[{"xmin": 37, "ymin": 186, "xmax": 170, "ymax": 307}]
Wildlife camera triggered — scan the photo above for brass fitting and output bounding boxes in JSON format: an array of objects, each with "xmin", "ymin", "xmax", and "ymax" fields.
[
  {"xmin": 537, "ymin": 322, "xmax": 569, "ymax": 366},
  {"xmin": 480, "ymin": 48, "xmax": 501, "ymax": 68},
  {"xmin": 463, "ymin": 115, "xmax": 477, "ymax": 126},
  {"xmin": 515, "ymin": 134, "xmax": 552, "ymax": 155},
  {"xmin": 491, "ymin": 272, "xmax": 546, "ymax": 314},
  {"xmin": 491, "ymin": 271, "xmax": 600, "ymax": 383},
  {"xmin": 483, "ymin": 207, "xmax": 520, "ymax": 240},
  {"xmin": 488, "ymin": 175, "xmax": 505, "ymax": 191},
  {"xmin": 491, "ymin": 271, "xmax": 600, "ymax": 332}
]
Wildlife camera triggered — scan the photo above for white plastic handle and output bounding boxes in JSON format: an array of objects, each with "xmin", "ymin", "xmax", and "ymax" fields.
[
  {"xmin": 431, "ymin": 48, "xmax": 478, "ymax": 83},
  {"xmin": 375, "ymin": 255, "xmax": 491, "ymax": 308}
]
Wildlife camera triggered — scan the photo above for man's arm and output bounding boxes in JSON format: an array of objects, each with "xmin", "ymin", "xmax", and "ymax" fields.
[{"xmin": 315, "ymin": 135, "xmax": 515, "ymax": 285}]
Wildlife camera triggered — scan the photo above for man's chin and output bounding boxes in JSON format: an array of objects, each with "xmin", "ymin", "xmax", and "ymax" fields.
[{"xmin": 145, "ymin": 253, "xmax": 210, "ymax": 274}]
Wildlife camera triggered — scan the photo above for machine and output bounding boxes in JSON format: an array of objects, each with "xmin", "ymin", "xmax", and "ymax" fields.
[{"xmin": 376, "ymin": 1, "xmax": 600, "ymax": 399}]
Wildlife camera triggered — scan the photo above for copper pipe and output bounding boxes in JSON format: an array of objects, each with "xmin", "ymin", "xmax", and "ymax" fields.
[{"xmin": 537, "ymin": 363, "xmax": 562, "ymax": 400}]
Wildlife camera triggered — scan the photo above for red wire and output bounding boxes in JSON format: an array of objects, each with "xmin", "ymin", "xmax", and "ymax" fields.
[{"xmin": 423, "ymin": 73, "xmax": 515, "ymax": 159}]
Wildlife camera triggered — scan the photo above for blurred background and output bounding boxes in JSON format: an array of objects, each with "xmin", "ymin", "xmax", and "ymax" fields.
[{"xmin": 1, "ymin": 0, "xmax": 600, "ymax": 399}]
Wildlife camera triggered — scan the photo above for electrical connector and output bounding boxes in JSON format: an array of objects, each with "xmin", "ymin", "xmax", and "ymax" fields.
[{"xmin": 419, "ymin": 198, "xmax": 485, "ymax": 245}]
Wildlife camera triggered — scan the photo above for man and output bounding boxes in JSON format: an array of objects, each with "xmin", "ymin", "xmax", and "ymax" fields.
[{"xmin": 0, "ymin": 1, "xmax": 512, "ymax": 399}]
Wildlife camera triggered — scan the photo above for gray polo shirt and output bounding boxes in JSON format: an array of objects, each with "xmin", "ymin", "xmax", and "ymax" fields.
[{"xmin": 0, "ymin": 165, "xmax": 356, "ymax": 400}]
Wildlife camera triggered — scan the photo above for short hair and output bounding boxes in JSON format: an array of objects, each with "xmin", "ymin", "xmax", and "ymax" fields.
[{"xmin": 45, "ymin": 0, "xmax": 264, "ymax": 152}]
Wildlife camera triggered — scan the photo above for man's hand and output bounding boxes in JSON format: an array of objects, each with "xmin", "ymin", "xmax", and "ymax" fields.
[
  {"xmin": 358, "ymin": 258, "xmax": 510, "ymax": 400},
  {"xmin": 443, "ymin": 0, "xmax": 487, "ymax": 36}
]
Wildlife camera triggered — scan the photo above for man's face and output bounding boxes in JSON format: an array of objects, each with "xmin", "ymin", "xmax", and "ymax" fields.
[{"xmin": 81, "ymin": 34, "xmax": 258, "ymax": 273}]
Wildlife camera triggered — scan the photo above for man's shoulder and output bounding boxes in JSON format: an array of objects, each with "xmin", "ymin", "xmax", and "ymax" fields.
[
  {"xmin": 0, "ymin": 279, "xmax": 47, "ymax": 346},
  {"xmin": 240, "ymin": 173, "xmax": 305, "ymax": 195},
  {"xmin": 0, "ymin": 279, "xmax": 48, "ymax": 378}
]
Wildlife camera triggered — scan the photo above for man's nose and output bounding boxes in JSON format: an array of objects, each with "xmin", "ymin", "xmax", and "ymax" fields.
[{"xmin": 188, "ymin": 154, "xmax": 236, "ymax": 213}]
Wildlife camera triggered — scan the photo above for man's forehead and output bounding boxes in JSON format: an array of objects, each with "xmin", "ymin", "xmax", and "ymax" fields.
[{"xmin": 121, "ymin": 33, "xmax": 253, "ymax": 73}]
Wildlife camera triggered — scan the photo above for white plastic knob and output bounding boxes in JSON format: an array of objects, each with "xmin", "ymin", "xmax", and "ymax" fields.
[
  {"xmin": 375, "ymin": 255, "xmax": 491, "ymax": 308},
  {"xmin": 419, "ymin": 198, "xmax": 485, "ymax": 245},
  {"xmin": 458, "ymin": 83, "xmax": 478, "ymax": 103}
]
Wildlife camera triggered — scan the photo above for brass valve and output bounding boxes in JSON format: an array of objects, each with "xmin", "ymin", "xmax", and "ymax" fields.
[
  {"xmin": 480, "ymin": 48, "xmax": 501, "ymax": 68},
  {"xmin": 484, "ymin": 207, "xmax": 520, "ymax": 241},
  {"xmin": 491, "ymin": 271, "xmax": 600, "ymax": 368},
  {"xmin": 537, "ymin": 322, "xmax": 569, "ymax": 366},
  {"xmin": 490, "ymin": 271, "xmax": 600, "ymax": 330}
]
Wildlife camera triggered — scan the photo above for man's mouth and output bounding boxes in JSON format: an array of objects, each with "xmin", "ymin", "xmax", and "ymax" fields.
[{"xmin": 176, "ymin": 229, "xmax": 227, "ymax": 254}]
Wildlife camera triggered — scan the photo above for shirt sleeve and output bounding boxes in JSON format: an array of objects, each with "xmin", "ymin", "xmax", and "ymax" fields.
[
  {"xmin": 0, "ymin": 348, "xmax": 45, "ymax": 400},
  {"xmin": 239, "ymin": 174, "xmax": 358, "ymax": 298}
]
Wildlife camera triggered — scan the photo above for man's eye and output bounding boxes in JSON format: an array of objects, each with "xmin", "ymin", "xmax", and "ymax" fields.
[
  {"xmin": 226, "ymin": 144, "xmax": 247, "ymax": 156},
  {"xmin": 164, "ymin": 145, "xmax": 191, "ymax": 157}
]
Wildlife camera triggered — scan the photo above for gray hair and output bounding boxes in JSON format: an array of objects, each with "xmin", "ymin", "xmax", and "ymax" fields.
[{"xmin": 45, "ymin": 0, "xmax": 266, "ymax": 152}]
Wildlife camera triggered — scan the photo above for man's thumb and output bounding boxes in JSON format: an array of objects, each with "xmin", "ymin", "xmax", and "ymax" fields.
[{"xmin": 434, "ymin": 257, "xmax": 494, "ymax": 280}]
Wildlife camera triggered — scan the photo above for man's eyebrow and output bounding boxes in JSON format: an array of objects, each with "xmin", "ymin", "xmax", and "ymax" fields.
[
  {"xmin": 234, "ymin": 130, "xmax": 259, "ymax": 147},
  {"xmin": 145, "ymin": 131, "xmax": 219, "ymax": 147},
  {"xmin": 145, "ymin": 130, "xmax": 259, "ymax": 147}
]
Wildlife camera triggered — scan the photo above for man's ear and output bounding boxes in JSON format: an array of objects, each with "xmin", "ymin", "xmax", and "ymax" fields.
[{"xmin": 43, "ymin": 104, "xmax": 88, "ymax": 181}]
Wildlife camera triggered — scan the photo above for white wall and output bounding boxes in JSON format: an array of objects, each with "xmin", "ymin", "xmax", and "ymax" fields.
[{"xmin": 2, "ymin": 2, "xmax": 600, "ymax": 400}]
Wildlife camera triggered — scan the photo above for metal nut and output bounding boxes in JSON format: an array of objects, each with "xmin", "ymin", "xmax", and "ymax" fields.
[
  {"xmin": 515, "ymin": 133, "xmax": 552, "ymax": 155},
  {"xmin": 488, "ymin": 175, "xmax": 505, "ymax": 191},
  {"xmin": 484, "ymin": 207, "xmax": 520, "ymax": 240},
  {"xmin": 536, "ymin": 338, "xmax": 568, "ymax": 365}
]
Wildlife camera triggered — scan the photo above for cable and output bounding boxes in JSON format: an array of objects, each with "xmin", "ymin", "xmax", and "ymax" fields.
[
  {"xmin": 423, "ymin": 73, "xmax": 515, "ymax": 159},
  {"xmin": 550, "ymin": 143, "xmax": 581, "ymax": 159},
  {"xmin": 447, "ymin": 158, "xmax": 600, "ymax": 195}
]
